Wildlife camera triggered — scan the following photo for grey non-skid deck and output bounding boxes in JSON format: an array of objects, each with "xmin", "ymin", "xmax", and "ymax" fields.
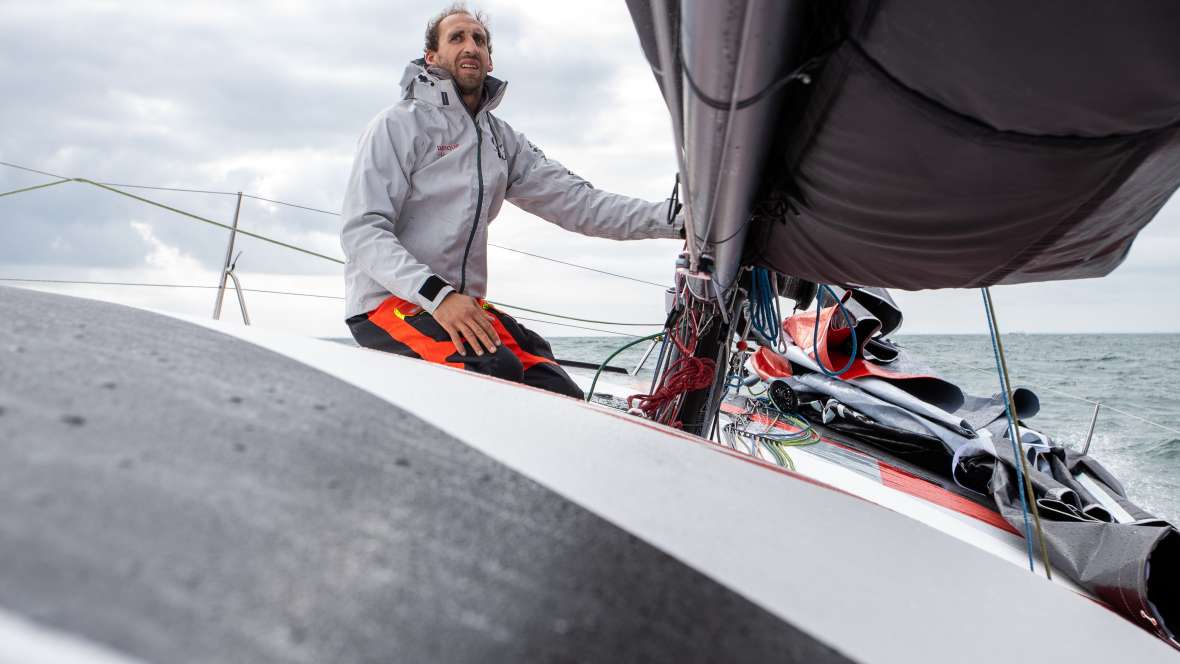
[{"xmin": 0, "ymin": 287, "xmax": 852, "ymax": 664}]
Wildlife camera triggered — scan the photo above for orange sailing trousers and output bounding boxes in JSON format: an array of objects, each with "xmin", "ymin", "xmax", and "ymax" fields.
[{"xmin": 347, "ymin": 295, "xmax": 584, "ymax": 399}]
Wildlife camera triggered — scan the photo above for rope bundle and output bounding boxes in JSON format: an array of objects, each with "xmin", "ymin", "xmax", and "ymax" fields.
[{"xmin": 628, "ymin": 355, "xmax": 716, "ymax": 426}]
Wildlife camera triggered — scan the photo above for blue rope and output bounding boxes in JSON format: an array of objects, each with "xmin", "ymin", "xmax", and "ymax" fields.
[
  {"xmin": 812, "ymin": 285, "xmax": 858, "ymax": 377},
  {"xmin": 981, "ymin": 288, "xmax": 1037, "ymax": 572},
  {"xmin": 748, "ymin": 268, "xmax": 781, "ymax": 346}
]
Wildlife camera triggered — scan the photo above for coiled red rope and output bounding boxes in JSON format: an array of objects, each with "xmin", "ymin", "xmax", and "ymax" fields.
[
  {"xmin": 628, "ymin": 355, "xmax": 716, "ymax": 426},
  {"xmin": 628, "ymin": 306, "xmax": 716, "ymax": 427}
]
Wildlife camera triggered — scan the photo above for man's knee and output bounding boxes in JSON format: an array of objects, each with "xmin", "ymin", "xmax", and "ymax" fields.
[
  {"xmin": 471, "ymin": 346, "xmax": 525, "ymax": 382},
  {"xmin": 524, "ymin": 365, "xmax": 585, "ymax": 400}
]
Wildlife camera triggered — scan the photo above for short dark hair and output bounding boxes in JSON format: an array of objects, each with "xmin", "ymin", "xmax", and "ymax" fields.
[{"xmin": 424, "ymin": 3, "xmax": 493, "ymax": 55}]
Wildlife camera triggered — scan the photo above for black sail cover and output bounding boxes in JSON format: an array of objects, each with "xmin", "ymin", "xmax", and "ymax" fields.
[{"xmin": 629, "ymin": 0, "xmax": 1180, "ymax": 288}]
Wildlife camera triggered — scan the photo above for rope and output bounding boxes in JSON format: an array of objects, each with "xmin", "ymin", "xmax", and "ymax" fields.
[
  {"xmin": 586, "ymin": 331, "xmax": 665, "ymax": 401},
  {"xmin": 812, "ymin": 284, "xmax": 858, "ymax": 377},
  {"xmin": 748, "ymin": 267, "xmax": 781, "ymax": 345},
  {"xmin": 628, "ymin": 307, "xmax": 716, "ymax": 427},
  {"xmin": 629, "ymin": 356, "xmax": 715, "ymax": 425},
  {"xmin": 982, "ymin": 287, "xmax": 1053, "ymax": 579},
  {"xmin": 0, "ymin": 179, "xmax": 72, "ymax": 199}
]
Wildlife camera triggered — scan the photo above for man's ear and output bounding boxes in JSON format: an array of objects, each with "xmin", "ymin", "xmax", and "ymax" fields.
[
  {"xmin": 487, "ymin": 55, "xmax": 493, "ymax": 73},
  {"xmin": 424, "ymin": 50, "xmax": 437, "ymax": 65}
]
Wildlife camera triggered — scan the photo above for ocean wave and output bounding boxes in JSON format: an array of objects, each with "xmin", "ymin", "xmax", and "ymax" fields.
[
  {"xmin": 1142, "ymin": 438, "xmax": 1180, "ymax": 461},
  {"xmin": 1061, "ymin": 354, "xmax": 1125, "ymax": 363}
]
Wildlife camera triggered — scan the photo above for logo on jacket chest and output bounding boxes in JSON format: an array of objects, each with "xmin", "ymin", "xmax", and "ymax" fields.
[{"xmin": 436, "ymin": 143, "xmax": 459, "ymax": 155}]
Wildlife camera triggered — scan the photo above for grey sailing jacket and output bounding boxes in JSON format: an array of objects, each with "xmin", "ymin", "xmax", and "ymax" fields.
[{"xmin": 341, "ymin": 60, "xmax": 682, "ymax": 319}]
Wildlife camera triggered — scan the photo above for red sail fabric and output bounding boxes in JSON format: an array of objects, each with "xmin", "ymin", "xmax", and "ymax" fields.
[
  {"xmin": 782, "ymin": 307, "xmax": 930, "ymax": 383},
  {"xmin": 750, "ymin": 346, "xmax": 793, "ymax": 381}
]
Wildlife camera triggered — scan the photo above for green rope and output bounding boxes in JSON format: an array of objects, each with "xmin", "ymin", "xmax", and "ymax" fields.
[
  {"xmin": 0, "ymin": 179, "xmax": 72, "ymax": 198},
  {"xmin": 74, "ymin": 179, "xmax": 346, "ymax": 265},
  {"xmin": 586, "ymin": 331, "xmax": 665, "ymax": 402}
]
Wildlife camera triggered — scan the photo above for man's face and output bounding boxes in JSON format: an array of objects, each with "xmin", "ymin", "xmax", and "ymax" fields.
[{"xmin": 425, "ymin": 13, "xmax": 493, "ymax": 96}]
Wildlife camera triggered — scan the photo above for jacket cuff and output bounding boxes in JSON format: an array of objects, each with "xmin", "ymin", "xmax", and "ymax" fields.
[
  {"xmin": 657, "ymin": 206, "xmax": 686, "ymax": 240},
  {"xmin": 416, "ymin": 274, "xmax": 455, "ymax": 314}
]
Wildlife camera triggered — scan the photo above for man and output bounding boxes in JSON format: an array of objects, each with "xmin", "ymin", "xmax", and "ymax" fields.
[{"xmin": 341, "ymin": 4, "xmax": 681, "ymax": 399}]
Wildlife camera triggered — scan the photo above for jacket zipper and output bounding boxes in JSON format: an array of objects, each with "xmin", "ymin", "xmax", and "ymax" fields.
[{"xmin": 458, "ymin": 115, "xmax": 484, "ymax": 294}]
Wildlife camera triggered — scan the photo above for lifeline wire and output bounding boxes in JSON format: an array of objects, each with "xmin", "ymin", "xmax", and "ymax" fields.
[
  {"xmin": 982, "ymin": 287, "xmax": 1053, "ymax": 579},
  {"xmin": 0, "ymin": 160, "xmax": 671, "ymax": 290}
]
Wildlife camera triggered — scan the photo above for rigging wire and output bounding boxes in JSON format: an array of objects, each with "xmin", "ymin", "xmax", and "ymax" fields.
[{"xmin": 982, "ymin": 287, "xmax": 1053, "ymax": 579}]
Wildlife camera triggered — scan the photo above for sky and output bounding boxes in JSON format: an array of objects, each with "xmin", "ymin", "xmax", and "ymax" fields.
[{"xmin": 1, "ymin": 0, "xmax": 1178, "ymax": 339}]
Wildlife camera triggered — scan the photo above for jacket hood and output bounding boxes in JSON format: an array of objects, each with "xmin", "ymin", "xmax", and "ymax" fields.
[{"xmin": 399, "ymin": 59, "xmax": 508, "ymax": 114}]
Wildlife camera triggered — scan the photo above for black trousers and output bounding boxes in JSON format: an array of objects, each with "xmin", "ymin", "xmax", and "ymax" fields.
[{"xmin": 347, "ymin": 296, "xmax": 584, "ymax": 400}]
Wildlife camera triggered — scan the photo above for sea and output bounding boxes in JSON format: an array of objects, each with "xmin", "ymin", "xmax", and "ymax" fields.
[{"xmin": 550, "ymin": 333, "xmax": 1180, "ymax": 524}]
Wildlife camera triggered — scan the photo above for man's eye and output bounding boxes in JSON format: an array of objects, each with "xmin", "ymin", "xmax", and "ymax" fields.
[{"xmin": 450, "ymin": 34, "xmax": 461, "ymax": 41}]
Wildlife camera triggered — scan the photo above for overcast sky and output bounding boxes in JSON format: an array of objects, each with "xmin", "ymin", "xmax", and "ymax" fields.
[{"xmin": 1, "ymin": 1, "xmax": 1178, "ymax": 339}]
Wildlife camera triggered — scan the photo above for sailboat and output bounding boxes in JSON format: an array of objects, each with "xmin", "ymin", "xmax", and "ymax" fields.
[{"xmin": 1, "ymin": 1, "xmax": 1178, "ymax": 662}]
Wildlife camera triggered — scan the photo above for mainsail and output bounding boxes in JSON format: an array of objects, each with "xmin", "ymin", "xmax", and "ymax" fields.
[{"xmin": 628, "ymin": 0, "xmax": 1180, "ymax": 289}]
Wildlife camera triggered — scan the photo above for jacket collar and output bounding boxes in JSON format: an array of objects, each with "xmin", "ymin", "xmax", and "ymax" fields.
[{"xmin": 400, "ymin": 59, "xmax": 508, "ymax": 115}]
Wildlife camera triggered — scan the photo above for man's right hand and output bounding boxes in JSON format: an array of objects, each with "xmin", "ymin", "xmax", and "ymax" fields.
[{"xmin": 433, "ymin": 293, "xmax": 500, "ymax": 356}]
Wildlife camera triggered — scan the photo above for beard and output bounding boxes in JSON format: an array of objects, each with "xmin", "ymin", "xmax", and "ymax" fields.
[{"xmin": 442, "ymin": 57, "xmax": 486, "ymax": 96}]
